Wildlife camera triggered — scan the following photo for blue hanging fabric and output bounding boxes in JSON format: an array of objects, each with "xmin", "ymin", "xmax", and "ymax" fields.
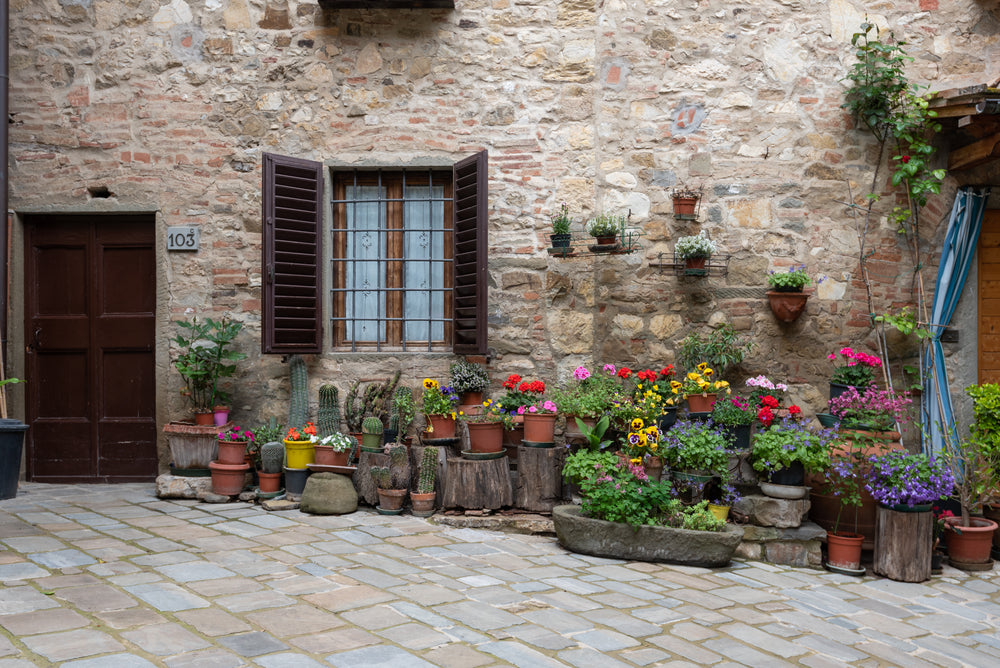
[{"xmin": 923, "ymin": 186, "xmax": 991, "ymax": 454}]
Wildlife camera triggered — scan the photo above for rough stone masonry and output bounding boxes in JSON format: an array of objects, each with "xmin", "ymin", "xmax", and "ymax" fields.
[{"xmin": 8, "ymin": 0, "xmax": 1000, "ymax": 464}]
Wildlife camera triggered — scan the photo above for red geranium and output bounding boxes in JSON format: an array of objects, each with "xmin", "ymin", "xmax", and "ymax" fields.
[
  {"xmin": 636, "ymin": 369, "xmax": 657, "ymax": 382},
  {"xmin": 757, "ymin": 407, "xmax": 774, "ymax": 427},
  {"xmin": 788, "ymin": 404, "xmax": 801, "ymax": 416},
  {"xmin": 761, "ymin": 395, "xmax": 779, "ymax": 409},
  {"xmin": 502, "ymin": 374, "xmax": 522, "ymax": 390},
  {"xmin": 659, "ymin": 365, "xmax": 676, "ymax": 378},
  {"xmin": 617, "ymin": 367, "xmax": 632, "ymax": 379},
  {"xmin": 519, "ymin": 380, "xmax": 545, "ymax": 394}
]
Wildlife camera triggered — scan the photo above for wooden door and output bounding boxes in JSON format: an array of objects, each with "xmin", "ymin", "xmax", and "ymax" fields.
[
  {"xmin": 24, "ymin": 216, "xmax": 157, "ymax": 482},
  {"xmin": 979, "ymin": 210, "xmax": 1000, "ymax": 384}
]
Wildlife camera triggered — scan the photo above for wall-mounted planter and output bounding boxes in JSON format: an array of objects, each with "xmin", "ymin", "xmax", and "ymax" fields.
[{"xmin": 766, "ymin": 290, "xmax": 810, "ymax": 322}]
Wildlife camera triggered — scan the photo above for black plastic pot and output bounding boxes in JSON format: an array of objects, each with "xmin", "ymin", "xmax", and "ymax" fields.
[
  {"xmin": 768, "ymin": 460, "xmax": 805, "ymax": 486},
  {"xmin": 550, "ymin": 233, "xmax": 571, "ymax": 249},
  {"xmin": 0, "ymin": 419, "xmax": 30, "ymax": 500}
]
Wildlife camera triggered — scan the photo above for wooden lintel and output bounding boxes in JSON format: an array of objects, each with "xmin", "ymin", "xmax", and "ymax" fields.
[
  {"xmin": 948, "ymin": 132, "xmax": 1000, "ymax": 171},
  {"xmin": 933, "ymin": 102, "xmax": 987, "ymax": 118}
]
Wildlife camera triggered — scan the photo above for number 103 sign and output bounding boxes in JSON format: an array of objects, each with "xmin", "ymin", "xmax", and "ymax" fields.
[{"xmin": 166, "ymin": 226, "xmax": 200, "ymax": 251}]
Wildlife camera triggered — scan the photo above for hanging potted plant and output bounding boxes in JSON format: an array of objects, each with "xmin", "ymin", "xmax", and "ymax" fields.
[
  {"xmin": 449, "ymin": 359, "xmax": 490, "ymax": 414},
  {"xmin": 671, "ymin": 186, "xmax": 702, "ymax": 216},
  {"xmin": 586, "ymin": 212, "xmax": 625, "ymax": 246},
  {"xmin": 550, "ymin": 202, "xmax": 573, "ymax": 249},
  {"xmin": 420, "ymin": 378, "xmax": 459, "ymax": 439},
  {"xmin": 674, "ymin": 231, "xmax": 716, "ymax": 275},
  {"xmin": 765, "ymin": 265, "xmax": 815, "ymax": 322}
]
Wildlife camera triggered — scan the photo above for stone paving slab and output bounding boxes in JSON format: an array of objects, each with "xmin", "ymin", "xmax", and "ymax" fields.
[{"xmin": 1, "ymin": 482, "xmax": 999, "ymax": 666}]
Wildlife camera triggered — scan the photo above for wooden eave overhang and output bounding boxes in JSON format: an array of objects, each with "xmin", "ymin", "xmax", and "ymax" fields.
[{"xmin": 928, "ymin": 82, "xmax": 1000, "ymax": 171}]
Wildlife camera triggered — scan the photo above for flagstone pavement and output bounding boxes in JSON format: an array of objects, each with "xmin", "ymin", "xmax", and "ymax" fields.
[{"xmin": 1, "ymin": 483, "xmax": 999, "ymax": 667}]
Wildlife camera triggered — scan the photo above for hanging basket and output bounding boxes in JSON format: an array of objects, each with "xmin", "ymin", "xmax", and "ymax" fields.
[{"xmin": 766, "ymin": 290, "xmax": 810, "ymax": 322}]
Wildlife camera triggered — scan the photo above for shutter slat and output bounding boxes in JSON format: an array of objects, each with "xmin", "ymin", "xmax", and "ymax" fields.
[
  {"xmin": 263, "ymin": 153, "xmax": 324, "ymax": 354},
  {"xmin": 451, "ymin": 150, "xmax": 488, "ymax": 355}
]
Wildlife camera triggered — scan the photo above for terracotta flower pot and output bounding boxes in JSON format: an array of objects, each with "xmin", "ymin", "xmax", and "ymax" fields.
[
  {"xmin": 467, "ymin": 422, "xmax": 504, "ymax": 453},
  {"xmin": 216, "ymin": 439, "xmax": 248, "ymax": 465},
  {"xmin": 377, "ymin": 488, "xmax": 407, "ymax": 511},
  {"xmin": 827, "ymin": 531, "xmax": 864, "ymax": 570},
  {"xmin": 685, "ymin": 393, "xmax": 717, "ymax": 413},
  {"xmin": 208, "ymin": 460, "xmax": 250, "ymax": 496},
  {"xmin": 257, "ymin": 471, "xmax": 281, "ymax": 493},
  {"xmin": 684, "ymin": 257, "xmax": 708, "ymax": 276},
  {"xmin": 523, "ymin": 413, "xmax": 557, "ymax": 443},
  {"xmin": 672, "ymin": 196, "xmax": 699, "ymax": 216},
  {"xmin": 314, "ymin": 445, "xmax": 349, "ymax": 467},
  {"xmin": 766, "ymin": 290, "xmax": 810, "ymax": 323},
  {"xmin": 943, "ymin": 516, "xmax": 998, "ymax": 565},
  {"xmin": 411, "ymin": 491, "xmax": 436, "ymax": 515},
  {"xmin": 426, "ymin": 414, "xmax": 456, "ymax": 439},
  {"xmin": 194, "ymin": 411, "xmax": 215, "ymax": 426}
]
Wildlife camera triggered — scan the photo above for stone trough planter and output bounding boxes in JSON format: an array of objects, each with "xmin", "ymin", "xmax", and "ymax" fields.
[{"xmin": 552, "ymin": 505, "xmax": 744, "ymax": 567}]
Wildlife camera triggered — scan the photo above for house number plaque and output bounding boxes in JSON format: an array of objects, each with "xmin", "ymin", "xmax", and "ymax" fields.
[{"xmin": 166, "ymin": 226, "xmax": 200, "ymax": 251}]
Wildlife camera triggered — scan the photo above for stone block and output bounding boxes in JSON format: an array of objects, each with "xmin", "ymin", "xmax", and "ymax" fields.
[
  {"xmin": 300, "ymin": 473, "xmax": 358, "ymax": 515},
  {"xmin": 155, "ymin": 474, "xmax": 212, "ymax": 500},
  {"xmin": 734, "ymin": 494, "xmax": 810, "ymax": 529}
]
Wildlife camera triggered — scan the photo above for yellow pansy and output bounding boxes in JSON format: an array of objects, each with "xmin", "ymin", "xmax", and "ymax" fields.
[
  {"xmin": 631, "ymin": 418, "xmax": 644, "ymax": 430},
  {"xmin": 703, "ymin": 367, "xmax": 714, "ymax": 377},
  {"xmin": 687, "ymin": 372, "xmax": 701, "ymax": 381},
  {"xmin": 423, "ymin": 378, "xmax": 438, "ymax": 390},
  {"xmin": 697, "ymin": 362, "xmax": 709, "ymax": 372}
]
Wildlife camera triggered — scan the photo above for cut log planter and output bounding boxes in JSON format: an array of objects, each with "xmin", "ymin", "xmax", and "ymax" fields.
[
  {"xmin": 353, "ymin": 450, "xmax": 389, "ymax": 506},
  {"xmin": 514, "ymin": 445, "xmax": 565, "ymax": 512},
  {"xmin": 441, "ymin": 456, "xmax": 512, "ymax": 510},
  {"xmin": 873, "ymin": 504, "xmax": 933, "ymax": 582}
]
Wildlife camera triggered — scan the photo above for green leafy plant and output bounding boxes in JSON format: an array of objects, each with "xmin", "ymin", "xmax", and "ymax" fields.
[
  {"xmin": 712, "ymin": 396, "xmax": 756, "ymax": 427},
  {"xmin": 457, "ymin": 398, "xmax": 515, "ymax": 428},
  {"xmin": 252, "ymin": 418, "xmax": 284, "ymax": 446},
  {"xmin": 940, "ymin": 384, "xmax": 1000, "ymax": 525},
  {"xmin": 171, "ymin": 317, "xmax": 245, "ymax": 413},
  {"xmin": 317, "ymin": 432, "xmax": 355, "ymax": 453},
  {"xmin": 572, "ymin": 416, "xmax": 613, "ymax": 453},
  {"xmin": 449, "ymin": 360, "xmax": 490, "ymax": 395},
  {"xmin": 659, "ymin": 419, "xmax": 730, "ymax": 473},
  {"xmin": 551, "ymin": 202, "xmax": 572, "ymax": 235},
  {"xmin": 392, "ymin": 386, "xmax": 415, "ymax": 436},
  {"xmin": 586, "ymin": 212, "xmax": 626, "ymax": 238},
  {"xmin": 750, "ymin": 418, "xmax": 835, "ymax": 476},
  {"xmin": 767, "ymin": 265, "xmax": 813, "ymax": 291},
  {"xmin": 674, "ymin": 231, "xmax": 716, "ymax": 259},
  {"xmin": 420, "ymin": 378, "xmax": 459, "ymax": 416},
  {"xmin": 677, "ymin": 325, "xmax": 754, "ymax": 377},
  {"xmin": 562, "ymin": 449, "xmax": 619, "ymax": 486}
]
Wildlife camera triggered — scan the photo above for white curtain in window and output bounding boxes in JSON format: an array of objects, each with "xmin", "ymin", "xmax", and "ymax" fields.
[
  {"xmin": 345, "ymin": 186, "xmax": 385, "ymax": 342},
  {"xmin": 404, "ymin": 186, "xmax": 445, "ymax": 342}
]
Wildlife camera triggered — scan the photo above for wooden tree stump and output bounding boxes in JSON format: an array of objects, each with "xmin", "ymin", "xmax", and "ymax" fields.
[
  {"xmin": 514, "ymin": 445, "xmax": 565, "ymax": 512},
  {"xmin": 441, "ymin": 456, "xmax": 512, "ymax": 510},
  {"xmin": 409, "ymin": 445, "xmax": 448, "ymax": 500},
  {"xmin": 873, "ymin": 505, "xmax": 933, "ymax": 582},
  {"xmin": 352, "ymin": 451, "xmax": 388, "ymax": 506}
]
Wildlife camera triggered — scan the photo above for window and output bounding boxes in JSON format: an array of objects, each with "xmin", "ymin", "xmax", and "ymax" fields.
[
  {"xmin": 331, "ymin": 170, "xmax": 453, "ymax": 350},
  {"xmin": 262, "ymin": 151, "xmax": 488, "ymax": 356}
]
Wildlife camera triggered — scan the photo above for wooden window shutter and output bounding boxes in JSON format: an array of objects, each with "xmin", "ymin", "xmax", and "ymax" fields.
[
  {"xmin": 262, "ymin": 153, "xmax": 324, "ymax": 354},
  {"xmin": 452, "ymin": 150, "xmax": 489, "ymax": 355}
]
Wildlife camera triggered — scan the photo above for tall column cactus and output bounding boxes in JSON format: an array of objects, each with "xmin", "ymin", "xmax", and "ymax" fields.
[
  {"xmin": 344, "ymin": 380, "xmax": 363, "ymax": 433},
  {"xmin": 318, "ymin": 384, "xmax": 341, "ymax": 437},
  {"xmin": 417, "ymin": 447, "xmax": 437, "ymax": 494},
  {"xmin": 288, "ymin": 354, "xmax": 309, "ymax": 428}
]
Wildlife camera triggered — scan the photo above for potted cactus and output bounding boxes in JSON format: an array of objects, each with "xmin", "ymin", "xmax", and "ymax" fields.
[
  {"xmin": 411, "ymin": 447, "xmax": 438, "ymax": 517},
  {"xmin": 361, "ymin": 416, "xmax": 384, "ymax": 452},
  {"xmin": 391, "ymin": 386, "xmax": 415, "ymax": 444},
  {"xmin": 371, "ymin": 443, "xmax": 410, "ymax": 514},
  {"xmin": 258, "ymin": 440, "xmax": 284, "ymax": 494}
]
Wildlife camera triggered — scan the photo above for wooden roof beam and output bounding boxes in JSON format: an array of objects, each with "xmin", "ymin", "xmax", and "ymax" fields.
[{"xmin": 948, "ymin": 132, "xmax": 1000, "ymax": 171}]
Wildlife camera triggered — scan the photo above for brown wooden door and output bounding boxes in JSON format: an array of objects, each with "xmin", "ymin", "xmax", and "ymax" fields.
[
  {"xmin": 24, "ymin": 216, "xmax": 157, "ymax": 482},
  {"xmin": 980, "ymin": 210, "xmax": 1000, "ymax": 384}
]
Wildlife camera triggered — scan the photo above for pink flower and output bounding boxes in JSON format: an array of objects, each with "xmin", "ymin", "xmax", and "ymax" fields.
[
  {"xmin": 517, "ymin": 406, "xmax": 526, "ymax": 415},
  {"xmin": 603, "ymin": 363, "xmax": 616, "ymax": 374},
  {"xmin": 573, "ymin": 366, "xmax": 591, "ymax": 381},
  {"xmin": 528, "ymin": 406, "xmax": 538, "ymax": 413},
  {"xmin": 543, "ymin": 400, "xmax": 557, "ymax": 412},
  {"xmin": 828, "ymin": 353, "xmax": 835, "ymax": 360}
]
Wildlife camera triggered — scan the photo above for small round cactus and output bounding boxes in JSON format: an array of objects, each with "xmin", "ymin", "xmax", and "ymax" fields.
[{"xmin": 362, "ymin": 416, "xmax": 384, "ymax": 435}]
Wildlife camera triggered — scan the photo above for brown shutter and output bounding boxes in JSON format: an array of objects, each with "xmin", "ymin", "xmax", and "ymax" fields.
[
  {"xmin": 452, "ymin": 150, "xmax": 489, "ymax": 355},
  {"xmin": 262, "ymin": 153, "xmax": 324, "ymax": 354}
]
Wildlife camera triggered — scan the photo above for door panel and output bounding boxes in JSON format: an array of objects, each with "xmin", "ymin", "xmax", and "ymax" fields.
[
  {"xmin": 980, "ymin": 210, "xmax": 1000, "ymax": 385},
  {"xmin": 25, "ymin": 215, "xmax": 157, "ymax": 482}
]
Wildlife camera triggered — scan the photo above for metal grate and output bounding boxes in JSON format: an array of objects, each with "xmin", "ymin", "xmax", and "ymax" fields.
[{"xmin": 330, "ymin": 169, "xmax": 453, "ymax": 352}]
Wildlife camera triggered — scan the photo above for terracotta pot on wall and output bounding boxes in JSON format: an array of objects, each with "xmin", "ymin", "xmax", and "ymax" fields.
[
  {"xmin": 672, "ymin": 196, "xmax": 699, "ymax": 216},
  {"xmin": 766, "ymin": 290, "xmax": 810, "ymax": 322}
]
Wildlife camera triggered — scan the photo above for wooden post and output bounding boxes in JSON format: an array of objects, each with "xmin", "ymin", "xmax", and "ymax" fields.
[
  {"xmin": 352, "ymin": 451, "xmax": 388, "ymax": 506},
  {"xmin": 873, "ymin": 505, "xmax": 933, "ymax": 582},
  {"xmin": 441, "ymin": 456, "xmax": 512, "ymax": 510},
  {"xmin": 514, "ymin": 445, "xmax": 565, "ymax": 512}
]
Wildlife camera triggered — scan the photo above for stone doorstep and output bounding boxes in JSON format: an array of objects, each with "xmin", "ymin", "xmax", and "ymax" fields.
[
  {"xmin": 735, "ymin": 521, "xmax": 826, "ymax": 568},
  {"xmin": 431, "ymin": 513, "xmax": 555, "ymax": 535}
]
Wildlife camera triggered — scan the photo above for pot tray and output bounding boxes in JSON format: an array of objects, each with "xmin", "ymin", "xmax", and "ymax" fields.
[
  {"xmin": 461, "ymin": 449, "xmax": 507, "ymax": 460},
  {"xmin": 759, "ymin": 482, "xmax": 810, "ymax": 500},
  {"xmin": 376, "ymin": 507, "xmax": 405, "ymax": 516},
  {"xmin": 255, "ymin": 488, "xmax": 284, "ymax": 500},
  {"xmin": 946, "ymin": 556, "xmax": 995, "ymax": 572},
  {"xmin": 824, "ymin": 562, "xmax": 866, "ymax": 577},
  {"xmin": 521, "ymin": 440, "xmax": 555, "ymax": 448},
  {"xmin": 420, "ymin": 436, "xmax": 460, "ymax": 446},
  {"xmin": 308, "ymin": 464, "xmax": 357, "ymax": 474}
]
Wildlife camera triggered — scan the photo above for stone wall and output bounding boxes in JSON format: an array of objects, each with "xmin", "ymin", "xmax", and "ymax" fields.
[{"xmin": 9, "ymin": 0, "xmax": 1000, "ymax": 465}]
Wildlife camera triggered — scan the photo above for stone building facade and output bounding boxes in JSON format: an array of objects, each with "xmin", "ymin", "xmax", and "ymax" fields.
[{"xmin": 8, "ymin": 0, "xmax": 1000, "ymax": 474}]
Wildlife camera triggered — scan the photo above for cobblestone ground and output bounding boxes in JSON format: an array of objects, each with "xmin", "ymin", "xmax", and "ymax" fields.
[{"xmin": 1, "ymin": 483, "xmax": 999, "ymax": 667}]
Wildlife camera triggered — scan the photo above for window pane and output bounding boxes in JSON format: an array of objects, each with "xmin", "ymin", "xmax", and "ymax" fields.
[
  {"xmin": 345, "ymin": 185, "xmax": 385, "ymax": 342},
  {"xmin": 404, "ymin": 185, "xmax": 445, "ymax": 342}
]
